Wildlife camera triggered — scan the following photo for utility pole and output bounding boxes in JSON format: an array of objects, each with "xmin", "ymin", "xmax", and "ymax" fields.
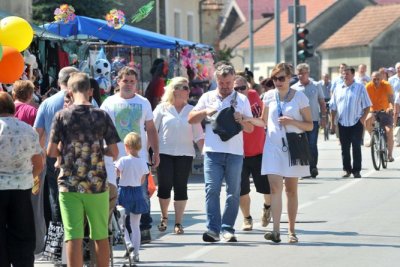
[
  {"xmin": 275, "ymin": 0, "xmax": 281, "ymax": 64},
  {"xmin": 249, "ymin": 0, "xmax": 254, "ymax": 71},
  {"xmin": 293, "ymin": 0, "xmax": 299, "ymax": 67}
]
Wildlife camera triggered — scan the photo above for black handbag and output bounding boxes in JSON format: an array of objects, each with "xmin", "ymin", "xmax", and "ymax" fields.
[
  {"xmin": 285, "ymin": 132, "xmax": 311, "ymax": 166},
  {"xmin": 211, "ymin": 92, "xmax": 243, "ymax": 141}
]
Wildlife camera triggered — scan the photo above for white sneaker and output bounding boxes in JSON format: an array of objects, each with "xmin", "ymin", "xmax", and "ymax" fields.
[
  {"xmin": 131, "ymin": 254, "xmax": 140, "ymax": 263},
  {"xmin": 221, "ymin": 231, "xmax": 237, "ymax": 242}
]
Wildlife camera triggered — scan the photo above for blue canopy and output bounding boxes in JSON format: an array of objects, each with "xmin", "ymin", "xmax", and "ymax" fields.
[{"xmin": 44, "ymin": 15, "xmax": 210, "ymax": 50}]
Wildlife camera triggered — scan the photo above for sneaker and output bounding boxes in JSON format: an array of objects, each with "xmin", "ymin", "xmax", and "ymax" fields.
[
  {"xmin": 342, "ymin": 171, "xmax": 351, "ymax": 178},
  {"xmin": 353, "ymin": 172, "xmax": 361, "ymax": 178},
  {"xmin": 241, "ymin": 216, "xmax": 253, "ymax": 231},
  {"xmin": 261, "ymin": 206, "xmax": 271, "ymax": 227},
  {"xmin": 221, "ymin": 231, "xmax": 238, "ymax": 242},
  {"xmin": 130, "ymin": 253, "xmax": 140, "ymax": 263},
  {"xmin": 202, "ymin": 230, "xmax": 220, "ymax": 242},
  {"xmin": 264, "ymin": 231, "xmax": 281, "ymax": 243},
  {"xmin": 140, "ymin": 229, "xmax": 151, "ymax": 244},
  {"xmin": 310, "ymin": 168, "xmax": 319, "ymax": 178}
]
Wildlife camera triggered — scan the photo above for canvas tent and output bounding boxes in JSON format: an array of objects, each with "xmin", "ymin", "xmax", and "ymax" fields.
[{"xmin": 44, "ymin": 15, "xmax": 210, "ymax": 50}]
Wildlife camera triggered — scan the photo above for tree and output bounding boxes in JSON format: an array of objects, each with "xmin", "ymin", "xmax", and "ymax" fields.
[
  {"xmin": 32, "ymin": 0, "xmax": 124, "ymax": 25},
  {"xmin": 215, "ymin": 45, "xmax": 234, "ymax": 63}
]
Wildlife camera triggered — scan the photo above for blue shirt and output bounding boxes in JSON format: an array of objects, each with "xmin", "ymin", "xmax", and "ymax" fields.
[
  {"xmin": 330, "ymin": 81, "xmax": 371, "ymax": 127},
  {"xmin": 292, "ymin": 80, "xmax": 324, "ymax": 121},
  {"xmin": 33, "ymin": 90, "xmax": 66, "ymax": 146},
  {"xmin": 330, "ymin": 77, "xmax": 344, "ymax": 94}
]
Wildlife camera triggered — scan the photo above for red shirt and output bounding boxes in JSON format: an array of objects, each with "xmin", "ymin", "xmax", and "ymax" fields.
[
  {"xmin": 14, "ymin": 102, "xmax": 37, "ymax": 126},
  {"xmin": 243, "ymin": 89, "xmax": 265, "ymax": 157}
]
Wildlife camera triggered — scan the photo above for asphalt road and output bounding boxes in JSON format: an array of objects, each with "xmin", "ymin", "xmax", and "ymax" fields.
[{"xmin": 35, "ymin": 133, "xmax": 400, "ymax": 267}]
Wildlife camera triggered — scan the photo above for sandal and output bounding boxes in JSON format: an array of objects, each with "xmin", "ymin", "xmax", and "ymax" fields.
[
  {"xmin": 288, "ymin": 233, "xmax": 298, "ymax": 243},
  {"xmin": 157, "ymin": 217, "xmax": 168, "ymax": 232},
  {"xmin": 174, "ymin": 223, "xmax": 184, "ymax": 234},
  {"xmin": 264, "ymin": 231, "xmax": 281, "ymax": 243}
]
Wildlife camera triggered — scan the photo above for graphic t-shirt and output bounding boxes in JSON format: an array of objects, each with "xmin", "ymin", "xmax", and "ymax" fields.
[
  {"xmin": 100, "ymin": 94, "xmax": 153, "ymax": 185},
  {"xmin": 49, "ymin": 105, "xmax": 120, "ymax": 193}
]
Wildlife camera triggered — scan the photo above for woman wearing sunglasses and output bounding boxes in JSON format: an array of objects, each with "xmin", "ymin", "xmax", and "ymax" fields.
[
  {"xmin": 244, "ymin": 63, "xmax": 313, "ymax": 243},
  {"xmin": 153, "ymin": 77, "xmax": 204, "ymax": 234}
]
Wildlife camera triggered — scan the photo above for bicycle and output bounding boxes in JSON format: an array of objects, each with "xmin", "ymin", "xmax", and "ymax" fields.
[{"xmin": 371, "ymin": 111, "xmax": 388, "ymax": 170}]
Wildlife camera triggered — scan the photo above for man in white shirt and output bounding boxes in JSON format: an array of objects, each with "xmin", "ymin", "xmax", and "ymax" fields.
[
  {"xmin": 100, "ymin": 67, "xmax": 160, "ymax": 244},
  {"xmin": 355, "ymin": 64, "xmax": 371, "ymax": 85},
  {"xmin": 388, "ymin": 62, "xmax": 400, "ymax": 97},
  {"xmin": 188, "ymin": 63, "xmax": 253, "ymax": 242}
]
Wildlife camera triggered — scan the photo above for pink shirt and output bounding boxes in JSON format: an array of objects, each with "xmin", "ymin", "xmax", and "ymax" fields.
[{"xmin": 14, "ymin": 102, "xmax": 37, "ymax": 126}]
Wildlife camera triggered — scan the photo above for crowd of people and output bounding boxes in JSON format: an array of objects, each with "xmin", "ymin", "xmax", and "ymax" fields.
[{"xmin": 1, "ymin": 57, "xmax": 399, "ymax": 266}]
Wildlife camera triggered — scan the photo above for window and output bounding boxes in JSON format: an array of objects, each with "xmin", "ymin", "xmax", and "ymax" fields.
[
  {"xmin": 174, "ymin": 11, "xmax": 181, "ymax": 38},
  {"xmin": 187, "ymin": 14, "xmax": 194, "ymax": 41}
]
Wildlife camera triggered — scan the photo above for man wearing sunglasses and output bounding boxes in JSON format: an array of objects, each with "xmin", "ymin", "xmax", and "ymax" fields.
[
  {"xmin": 233, "ymin": 76, "xmax": 271, "ymax": 232},
  {"xmin": 188, "ymin": 63, "xmax": 253, "ymax": 243},
  {"xmin": 292, "ymin": 63, "xmax": 327, "ymax": 178}
]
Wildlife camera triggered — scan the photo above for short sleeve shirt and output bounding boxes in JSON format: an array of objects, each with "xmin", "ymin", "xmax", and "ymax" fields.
[
  {"xmin": 115, "ymin": 155, "xmax": 149, "ymax": 187},
  {"xmin": 0, "ymin": 117, "xmax": 42, "ymax": 190},
  {"xmin": 49, "ymin": 105, "xmax": 120, "ymax": 193},
  {"xmin": 193, "ymin": 90, "xmax": 253, "ymax": 155},
  {"xmin": 365, "ymin": 80, "xmax": 393, "ymax": 111},
  {"xmin": 292, "ymin": 80, "xmax": 324, "ymax": 121},
  {"xmin": 14, "ymin": 102, "xmax": 37, "ymax": 126}
]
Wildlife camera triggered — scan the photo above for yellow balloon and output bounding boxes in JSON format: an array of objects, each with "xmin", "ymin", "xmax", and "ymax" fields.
[{"xmin": 0, "ymin": 16, "xmax": 34, "ymax": 52}]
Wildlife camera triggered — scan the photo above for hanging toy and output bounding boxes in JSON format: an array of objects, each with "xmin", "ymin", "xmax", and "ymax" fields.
[
  {"xmin": 106, "ymin": 9, "xmax": 126, "ymax": 29},
  {"xmin": 131, "ymin": 1, "xmax": 155, "ymax": 23},
  {"xmin": 54, "ymin": 4, "xmax": 76, "ymax": 23}
]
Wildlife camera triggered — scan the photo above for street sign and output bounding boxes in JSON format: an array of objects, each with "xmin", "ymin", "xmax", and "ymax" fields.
[{"xmin": 288, "ymin": 5, "xmax": 306, "ymax": 23}]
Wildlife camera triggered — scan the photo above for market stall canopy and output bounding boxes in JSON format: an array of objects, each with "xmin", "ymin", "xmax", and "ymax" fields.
[{"xmin": 43, "ymin": 15, "xmax": 211, "ymax": 50}]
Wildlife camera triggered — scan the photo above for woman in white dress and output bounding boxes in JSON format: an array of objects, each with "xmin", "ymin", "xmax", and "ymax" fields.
[{"xmin": 244, "ymin": 63, "xmax": 313, "ymax": 243}]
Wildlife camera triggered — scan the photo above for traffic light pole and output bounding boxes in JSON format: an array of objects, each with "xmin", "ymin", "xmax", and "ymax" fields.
[{"xmin": 292, "ymin": 0, "xmax": 299, "ymax": 67}]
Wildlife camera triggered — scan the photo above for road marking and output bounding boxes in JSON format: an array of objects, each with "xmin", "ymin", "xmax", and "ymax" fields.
[{"xmin": 183, "ymin": 244, "xmax": 218, "ymax": 260}]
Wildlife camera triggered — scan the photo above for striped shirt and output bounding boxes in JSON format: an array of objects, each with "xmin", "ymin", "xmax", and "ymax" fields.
[
  {"xmin": 330, "ymin": 81, "xmax": 371, "ymax": 127},
  {"xmin": 388, "ymin": 75, "xmax": 400, "ymax": 96}
]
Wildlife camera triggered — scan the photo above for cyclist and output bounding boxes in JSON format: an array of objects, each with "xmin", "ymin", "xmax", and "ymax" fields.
[{"xmin": 364, "ymin": 71, "xmax": 395, "ymax": 162}]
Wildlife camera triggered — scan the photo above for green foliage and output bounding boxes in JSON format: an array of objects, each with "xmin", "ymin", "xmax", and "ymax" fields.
[
  {"xmin": 32, "ymin": 0, "xmax": 124, "ymax": 25},
  {"xmin": 216, "ymin": 45, "xmax": 234, "ymax": 62}
]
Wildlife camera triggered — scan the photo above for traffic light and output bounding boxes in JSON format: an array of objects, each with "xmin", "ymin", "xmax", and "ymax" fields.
[{"xmin": 296, "ymin": 26, "xmax": 313, "ymax": 62}]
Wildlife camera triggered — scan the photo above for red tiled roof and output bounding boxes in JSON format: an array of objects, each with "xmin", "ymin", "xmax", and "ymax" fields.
[
  {"xmin": 319, "ymin": 4, "xmax": 400, "ymax": 50},
  {"xmin": 235, "ymin": 0, "xmax": 292, "ymax": 20},
  {"xmin": 238, "ymin": 0, "xmax": 337, "ymax": 49},
  {"xmin": 220, "ymin": 18, "xmax": 271, "ymax": 49}
]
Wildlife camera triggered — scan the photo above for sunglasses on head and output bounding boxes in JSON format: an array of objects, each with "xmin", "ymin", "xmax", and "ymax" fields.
[
  {"xmin": 272, "ymin": 76, "xmax": 286, "ymax": 82},
  {"xmin": 234, "ymin": 85, "xmax": 247, "ymax": 91},
  {"xmin": 175, "ymin": 85, "xmax": 189, "ymax": 91}
]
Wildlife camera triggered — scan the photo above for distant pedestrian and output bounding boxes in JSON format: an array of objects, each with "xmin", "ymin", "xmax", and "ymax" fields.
[
  {"xmin": 330, "ymin": 67, "xmax": 371, "ymax": 178},
  {"xmin": 292, "ymin": 63, "xmax": 327, "ymax": 178}
]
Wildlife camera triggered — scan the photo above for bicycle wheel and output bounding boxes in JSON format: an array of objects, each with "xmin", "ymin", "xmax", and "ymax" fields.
[
  {"xmin": 371, "ymin": 134, "xmax": 381, "ymax": 170},
  {"xmin": 324, "ymin": 124, "xmax": 329, "ymax": 140},
  {"xmin": 381, "ymin": 132, "xmax": 388, "ymax": 169}
]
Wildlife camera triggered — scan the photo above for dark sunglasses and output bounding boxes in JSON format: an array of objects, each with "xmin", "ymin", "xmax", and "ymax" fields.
[
  {"xmin": 175, "ymin": 85, "xmax": 189, "ymax": 91},
  {"xmin": 234, "ymin": 85, "xmax": 247, "ymax": 91},
  {"xmin": 272, "ymin": 76, "xmax": 286, "ymax": 82}
]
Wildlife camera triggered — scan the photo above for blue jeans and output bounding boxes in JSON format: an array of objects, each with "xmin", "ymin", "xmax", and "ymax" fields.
[
  {"xmin": 306, "ymin": 121, "xmax": 320, "ymax": 170},
  {"xmin": 139, "ymin": 174, "xmax": 152, "ymax": 230},
  {"xmin": 204, "ymin": 152, "xmax": 243, "ymax": 234}
]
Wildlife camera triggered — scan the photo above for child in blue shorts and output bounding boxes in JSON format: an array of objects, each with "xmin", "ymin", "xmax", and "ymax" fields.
[{"xmin": 115, "ymin": 132, "xmax": 149, "ymax": 263}]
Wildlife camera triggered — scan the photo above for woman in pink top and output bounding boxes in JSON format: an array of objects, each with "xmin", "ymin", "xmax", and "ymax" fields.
[{"xmin": 12, "ymin": 80, "xmax": 37, "ymax": 126}]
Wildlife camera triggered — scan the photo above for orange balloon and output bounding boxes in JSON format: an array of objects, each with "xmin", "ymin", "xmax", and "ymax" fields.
[{"xmin": 0, "ymin": 46, "xmax": 25, "ymax": 84}]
